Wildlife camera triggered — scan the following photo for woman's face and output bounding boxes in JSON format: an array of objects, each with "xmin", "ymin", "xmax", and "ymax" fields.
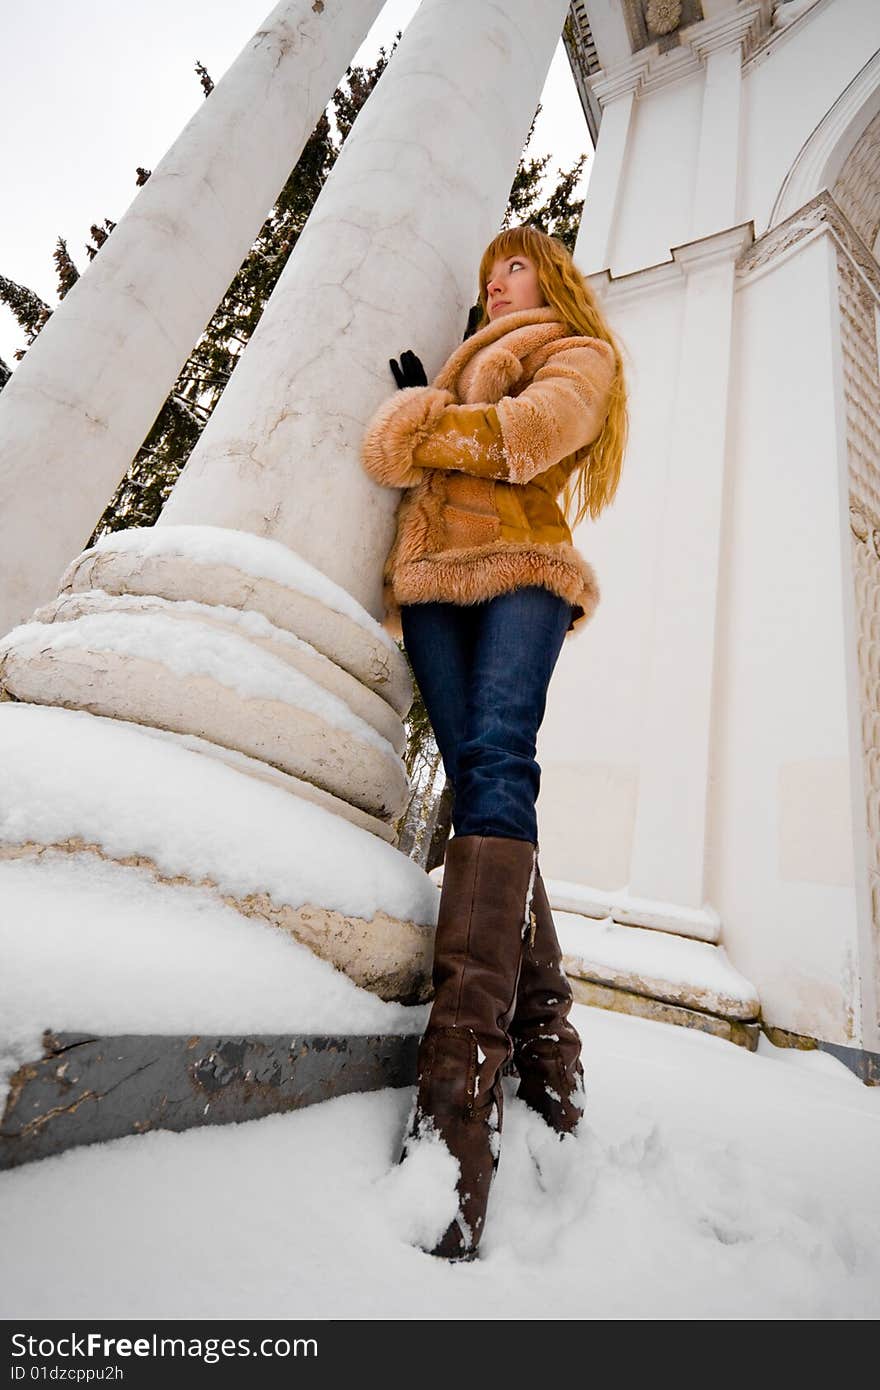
[{"xmin": 485, "ymin": 252, "xmax": 546, "ymax": 320}]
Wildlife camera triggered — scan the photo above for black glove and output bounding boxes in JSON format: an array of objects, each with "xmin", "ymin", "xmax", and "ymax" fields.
[
  {"xmin": 463, "ymin": 303, "xmax": 482, "ymax": 341},
  {"xmin": 389, "ymin": 349, "xmax": 428, "ymax": 390}
]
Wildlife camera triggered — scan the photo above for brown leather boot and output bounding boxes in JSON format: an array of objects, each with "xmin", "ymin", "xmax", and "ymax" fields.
[
  {"xmin": 510, "ymin": 863, "xmax": 586, "ymax": 1136},
  {"xmin": 402, "ymin": 833, "xmax": 538, "ymax": 1261}
]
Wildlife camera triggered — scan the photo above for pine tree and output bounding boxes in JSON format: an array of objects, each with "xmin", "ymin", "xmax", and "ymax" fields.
[
  {"xmin": 194, "ymin": 60, "xmax": 213, "ymax": 97},
  {"xmin": 53, "ymin": 238, "xmax": 80, "ymax": 297},
  {"xmin": 502, "ymin": 105, "xmax": 586, "ymax": 251},
  {"xmin": 0, "ymin": 276, "xmax": 52, "ymax": 360},
  {"xmin": 85, "ymin": 220, "xmax": 117, "ymax": 262}
]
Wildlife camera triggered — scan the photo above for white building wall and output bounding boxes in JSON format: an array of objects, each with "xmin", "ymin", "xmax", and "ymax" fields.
[
  {"xmin": 740, "ymin": 0, "xmax": 880, "ymax": 236},
  {"xmin": 545, "ymin": 0, "xmax": 880, "ymax": 1047},
  {"xmin": 589, "ymin": 0, "xmax": 880, "ymax": 277},
  {"xmin": 709, "ymin": 231, "xmax": 861, "ymax": 1041},
  {"xmin": 610, "ymin": 73, "xmax": 704, "ymax": 274},
  {"xmin": 539, "ymin": 272, "xmax": 685, "ymax": 889}
]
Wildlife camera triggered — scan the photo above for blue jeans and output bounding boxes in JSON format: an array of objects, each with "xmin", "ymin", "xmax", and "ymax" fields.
[{"xmin": 400, "ymin": 586, "xmax": 573, "ymax": 844}]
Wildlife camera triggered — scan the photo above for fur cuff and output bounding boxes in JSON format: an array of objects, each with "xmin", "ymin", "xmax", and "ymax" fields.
[{"xmin": 361, "ymin": 386, "xmax": 457, "ymax": 488}]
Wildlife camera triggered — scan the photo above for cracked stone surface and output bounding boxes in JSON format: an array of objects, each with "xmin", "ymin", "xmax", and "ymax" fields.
[
  {"xmin": 158, "ymin": 0, "xmax": 572, "ymax": 619},
  {"xmin": 0, "ymin": 0, "xmax": 386, "ymax": 635},
  {"xmin": 0, "ymin": 1031, "xmax": 421, "ymax": 1169}
]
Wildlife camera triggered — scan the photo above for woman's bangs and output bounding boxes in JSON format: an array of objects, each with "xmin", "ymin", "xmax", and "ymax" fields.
[{"xmin": 478, "ymin": 228, "xmax": 534, "ymax": 293}]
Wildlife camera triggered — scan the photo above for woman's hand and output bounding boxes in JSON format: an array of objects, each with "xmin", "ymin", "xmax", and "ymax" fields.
[{"xmin": 389, "ymin": 349, "xmax": 428, "ymax": 390}]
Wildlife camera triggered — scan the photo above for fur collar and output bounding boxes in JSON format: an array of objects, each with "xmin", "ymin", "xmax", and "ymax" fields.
[{"xmin": 433, "ymin": 305, "xmax": 570, "ymax": 405}]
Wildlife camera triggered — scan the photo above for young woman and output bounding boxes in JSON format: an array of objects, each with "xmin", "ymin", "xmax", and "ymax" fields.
[{"xmin": 361, "ymin": 224, "xmax": 627, "ymax": 1261}]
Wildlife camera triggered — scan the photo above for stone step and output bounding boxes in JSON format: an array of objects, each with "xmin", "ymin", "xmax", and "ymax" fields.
[
  {"xmin": 0, "ymin": 1031, "xmax": 419, "ymax": 1170},
  {"xmin": 429, "ymin": 862, "xmax": 761, "ymax": 1044},
  {"xmin": 556, "ymin": 910, "xmax": 760, "ymax": 1024},
  {"xmin": 567, "ymin": 978, "xmax": 761, "ymax": 1051}
]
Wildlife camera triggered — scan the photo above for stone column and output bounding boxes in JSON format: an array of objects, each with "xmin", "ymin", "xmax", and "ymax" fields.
[
  {"xmin": 0, "ymin": 0, "xmax": 572, "ymax": 995},
  {"xmin": 157, "ymin": 0, "xmax": 573, "ymax": 613},
  {"xmin": 0, "ymin": 0, "xmax": 386, "ymax": 635}
]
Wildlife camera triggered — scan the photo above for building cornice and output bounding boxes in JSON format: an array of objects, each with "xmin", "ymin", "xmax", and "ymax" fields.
[
  {"xmin": 586, "ymin": 222, "xmax": 755, "ymax": 305},
  {"xmin": 584, "ymin": 0, "xmax": 836, "ymax": 110},
  {"xmin": 589, "ymin": 1, "xmax": 772, "ymax": 106},
  {"xmin": 743, "ymin": 0, "xmax": 834, "ymax": 73},
  {"xmin": 673, "ymin": 221, "xmax": 755, "ymax": 270},
  {"xmin": 590, "ymin": 52, "xmax": 653, "ymax": 104},
  {"xmin": 684, "ymin": 3, "xmax": 766, "ymax": 62},
  {"xmin": 738, "ymin": 189, "xmax": 880, "ymax": 301},
  {"xmin": 587, "ymin": 196, "xmax": 880, "ymax": 308}
]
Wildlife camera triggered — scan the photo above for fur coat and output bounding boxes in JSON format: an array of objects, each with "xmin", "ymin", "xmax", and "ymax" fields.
[{"xmin": 360, "ymin": 304, "xmax": 616, "ymax": 641}]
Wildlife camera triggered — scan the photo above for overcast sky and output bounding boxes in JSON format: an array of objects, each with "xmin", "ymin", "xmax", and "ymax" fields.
[{"xmin": 0, "ymin": 0, "xmax": 593, "ymax": 368}]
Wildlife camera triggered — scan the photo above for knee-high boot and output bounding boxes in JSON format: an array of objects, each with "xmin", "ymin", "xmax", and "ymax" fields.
[
  {"xmin": 402, "ymin": 833, "xmax": 538, "ymax": 1261},
  {"xmin": 510, "ymin": 863, "xmax": 586, "ymax": 1136}
]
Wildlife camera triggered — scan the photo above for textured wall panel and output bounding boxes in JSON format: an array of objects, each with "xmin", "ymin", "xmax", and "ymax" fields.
[{"xmin": 838, "ymin": 240, "xmax": 880, "ymax": 1030}]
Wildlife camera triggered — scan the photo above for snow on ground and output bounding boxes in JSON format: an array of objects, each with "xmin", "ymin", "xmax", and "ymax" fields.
[
  {"xmin": 1, "ymin": 992, "xmax": 878, "ymax": 1318},
  {"xmin": 1, "ymin": 721, "xmax": 878, "ymax": 1318}
]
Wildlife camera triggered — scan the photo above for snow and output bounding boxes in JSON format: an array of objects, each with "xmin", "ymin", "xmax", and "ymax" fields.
[
  {"xmin": 0, "ymin": 853, "xmax": 427, "ymax": 1089},
  {"xmin": 433, "ymin": 853, "xmax": 754, "ymax": 1003},
  {"xmin": 87, "ymin": 524, "xmax": 400, "ymax": 654},
  {"xmin": 432, "ymin": 860, "xmax": 723, "ymax": 943},
  {"xmin": 772, "ymin": 0, "xmax": 820, "ymax": 29},
  {"xmin": 0, "ymin": 1004, "xmax": 877, "ymax": 1319},
  {"xmin": 45, "ymin": 588, "xmax": 354, "ymax": 664},
  {"xmin": 556, "ymin": 911, "xmax": 758, "ymax": 1006},
  {"xmin": 115, "ymin": 719, "xmax": 354, "ymax": 800},
  {"xmin": 1, "ymin": 610, "xmax": 395, "ymax": 758},
  {"xmin": 522, "ymin": 849, "xmax": 537, "ymax": 938},
  {"xmin": 1, "ymin": 702, "xmax": 878, "ymax": 1318},
  {"xmin": 0, "ymin": 704, "xmax": 437, "ymax": 929}
]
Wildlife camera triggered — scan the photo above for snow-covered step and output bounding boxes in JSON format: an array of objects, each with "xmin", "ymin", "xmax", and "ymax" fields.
[
  {"xmin": 556, "ymin": 909, "xmax": 760, "ymax": 1029},
  {"xmin": 543, "ymin": 878, "xmax": 721, "ymax": 944},
  {"xmin": 0, "ymin": 708, "xmax": 439, "ymax": 1005},
  {"xmin": 428, "ymin": 858, "xmax": 759, "ymax": 1044},
  {"xmin": 0, "ymin": 608, "xmax": 406, "ymax": 823}
]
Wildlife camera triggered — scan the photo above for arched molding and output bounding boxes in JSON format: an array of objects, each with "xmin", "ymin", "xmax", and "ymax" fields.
[
  {"xmin": 770, "ymin": 48, "xmax": 880, "ymax": 227},
  {"xmin": 832, "ymin": 108, "xmax": 880, "ymax": 253}
]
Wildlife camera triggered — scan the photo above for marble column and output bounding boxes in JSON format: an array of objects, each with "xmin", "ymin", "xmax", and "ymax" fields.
[
  {"xmin": 0, "ymin": 0, "xmax": 386, "ymax": 636},
  {"xmin": 157, "ymin": 0, "xmax": 573, "ymax": 611},
  {"xmin": 0, "ymin": 0, "xmax": 571, "ymax": 995}
]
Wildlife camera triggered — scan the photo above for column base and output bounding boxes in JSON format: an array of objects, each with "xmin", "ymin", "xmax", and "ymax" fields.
[
  {"xmin": 1, "ymin": 525, "xmax": 413, "ymax": 827},
  {"xmin": 0, "ymin": 701, "xmax": 438, "ymax": 1008}
]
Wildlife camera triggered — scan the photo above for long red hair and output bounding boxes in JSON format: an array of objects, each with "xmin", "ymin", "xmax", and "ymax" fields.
[{"xmin": 477, "ymin": 225, "xmax": 628, "ymax": 526}]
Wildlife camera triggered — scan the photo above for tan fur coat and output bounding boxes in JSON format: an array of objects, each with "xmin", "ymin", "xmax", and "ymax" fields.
[{"xmin": 360, "ymin": 304, "xmax": 616, "ymax": 641}]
